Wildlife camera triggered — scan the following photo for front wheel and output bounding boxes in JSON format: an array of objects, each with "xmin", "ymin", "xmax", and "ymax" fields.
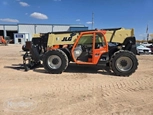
[
  {"xmin": 43, "ymin": 49, "xmax": 68, "ymax": 74},
  {"xmin": 109, "ymin": 50, "xmax": 138, "ymax": 76}
]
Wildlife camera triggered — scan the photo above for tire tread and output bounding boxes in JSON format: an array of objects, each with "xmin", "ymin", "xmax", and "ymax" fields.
[
  {"xmin": 109, "ymin": 50, "xmax": 138, "ymax": 76},
  {"xmin": 43, "ymin": 49, "xmax": 68, "ymax": 74}
]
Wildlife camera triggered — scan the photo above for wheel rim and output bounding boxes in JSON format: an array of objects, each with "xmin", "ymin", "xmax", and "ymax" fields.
[
  {"xmin": 47, "ymin": 55, "xmax": 62, "ymax": 69},
  {"xmin": 115, "ymin": 56, "xmax": 133, "ymax": 72}
]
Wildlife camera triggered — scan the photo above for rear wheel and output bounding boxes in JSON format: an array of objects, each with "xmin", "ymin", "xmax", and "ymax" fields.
[
  {"xmin": 43, "ymin": 49, "xmax": 68, "ymax": 74},
  {"xmin": 110, "ymin": 50, "xmax": 138, "ymax": 76}
]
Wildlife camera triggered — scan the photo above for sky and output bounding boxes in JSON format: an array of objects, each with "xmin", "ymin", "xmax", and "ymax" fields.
[{"xmin": 0, "ymin": 0, "xmax": 153, "ymax": 40}]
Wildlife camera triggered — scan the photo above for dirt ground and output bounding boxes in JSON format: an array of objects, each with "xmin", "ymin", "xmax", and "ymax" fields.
[{"xmin": 0, "ymin": 44, "xmax": 153, "ymax": 115}]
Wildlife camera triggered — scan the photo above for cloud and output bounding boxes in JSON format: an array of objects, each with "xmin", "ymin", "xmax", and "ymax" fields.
[
  {"xmin": 25, "ymin": 13, "xmax": 28, "ymax": 15},
  {"xmin": 30, "ymin": 12, "xmax": 48, "ymax": 20},
  {"xmin": 0, "ymin": 18, "xmax": 19, "ymax": 23},
  {"xmin": 53, "ymin": 0, "xmax": 61, "ymax": 1},
  {"xmin": 139, "ymin": 34, "xmax": 142, "ymax": 37},
  {"xmin": 86, "ymin": 21, "xmax": 93, "ymax": 24},
  {"xmin": 76, "ymin": 19, "xmax": 80, "ymax": 22},
  {"xmin": 19, "ymin": 2, "xmax": 29, "ymax": 7},
  {"xmin": 139, "ymin": 33, "xmax": 146, "ymax": 37}
]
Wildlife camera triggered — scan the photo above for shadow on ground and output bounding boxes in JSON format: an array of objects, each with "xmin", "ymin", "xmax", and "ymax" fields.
[
  {"xmin": 4, "ymin": 63, "xmax": 115, "ymax": 76},
  {"xmin": 4, "ymin": 64, "xmax": 25, "ymax": 71},
  {"xmin": 4, "ymin": 64, "xmax": 42, "ymax": 71},
  {"xmin": 33, "ymin": 63, "xmax": 115, "ymax": 76}
]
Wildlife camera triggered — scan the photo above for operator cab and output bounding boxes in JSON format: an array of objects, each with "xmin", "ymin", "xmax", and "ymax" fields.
[{"xmin": 72, "ymin": 32, "xmax": 108, "ymax": 64}]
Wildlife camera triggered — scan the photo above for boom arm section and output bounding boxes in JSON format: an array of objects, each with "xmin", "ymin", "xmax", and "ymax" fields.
[
  {"xmin": 47, "ymin": 33, "xmax": 79, "ymax": 47},
  {"xmin": 104, "ymin": 28, "xmax": 134, "ymax": 43},
  {"xmin": 32, "ymin": 27, "xmax": 135, "ymax": 48}
]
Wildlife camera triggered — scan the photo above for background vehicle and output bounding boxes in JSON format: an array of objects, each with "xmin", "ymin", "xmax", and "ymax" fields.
[
  {"xmin": 0, "ymin": 36, "xmax": 11, "ymax": 46},
  {"xmin": 136, "ymin": 44, "xmax": 152, "ymax": 55},
  {"xmin": 22, "ymin": 28, "xmax": 138, "ymax": 76},
  {"xmin": 141, "ymin": 42, "xmax": 152, "ymax": 47},
  {"xmin": 0, "ymin": 36, "xmax": 8, "ymax": 45},
  {"xmin": 146, "ymin": 45, "xmax": 153, "ymax": 54}
]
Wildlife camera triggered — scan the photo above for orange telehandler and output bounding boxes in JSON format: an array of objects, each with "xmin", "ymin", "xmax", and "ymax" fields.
[
  {"xmin": 0, "ymin": 36, "xmax": 8, "ymax": 45},
  {"xmin": 22, "ymin": 28, "xmax": 138, "ymax": 76}
]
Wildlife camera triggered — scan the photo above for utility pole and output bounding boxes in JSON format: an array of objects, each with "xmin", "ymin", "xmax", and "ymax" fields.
[
  {"xmin": 146, "ymin": 24, "xmax": 149, "ymax": 42},
  {"xmin": 92, "ymin": 12, "xmax": 94, "ymax": 29}
]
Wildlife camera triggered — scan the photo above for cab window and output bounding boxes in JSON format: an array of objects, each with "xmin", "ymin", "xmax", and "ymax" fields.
[
  {"xmin": 95, "ymin": 33, "xmax": 106, "ymax": 49},
  {"xmin": 78, "ymin": 34, "xmax": 93, "ymax": 45}
]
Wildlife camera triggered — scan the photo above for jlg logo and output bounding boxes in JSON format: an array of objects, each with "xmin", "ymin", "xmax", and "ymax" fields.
[{"xmin": 61, "ymin": 37, "xmax": 72, "ymax": 41}]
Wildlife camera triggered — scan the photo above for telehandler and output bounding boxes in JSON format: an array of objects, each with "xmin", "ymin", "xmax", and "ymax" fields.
[
  {"xmin": 22, "ymin": 27, "xmax": 138, "ymax": 76},
  {"xmin": 0, "ymin": 36, "xmax": 8, "ymax": 45}
]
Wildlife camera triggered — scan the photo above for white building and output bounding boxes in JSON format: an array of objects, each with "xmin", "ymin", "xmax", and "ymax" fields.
[{"xmin": 0, "ymin": 24, "xmax": 88, "ymax": 44}]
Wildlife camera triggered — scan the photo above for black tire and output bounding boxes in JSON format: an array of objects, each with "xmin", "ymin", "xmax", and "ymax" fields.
[
  {"xmin": 43, "ymin": 49, "xmax": 68, "ymax": 74},
  {"xmin": 109, "ymin": 50, "xmax": 138, "ymax": 76}
]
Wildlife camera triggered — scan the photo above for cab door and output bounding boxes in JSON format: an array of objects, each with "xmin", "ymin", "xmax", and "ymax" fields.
[
  {"xmin": 71, "ymin": 32, "xmax": 94, "ymax": 64},
  {"xmin": 92, "ymin": 32, "xmax": 108, "ymax": 64},
  {"xmin": 71, "ymin": 31, "xmax": 108, "ymax": 65}
]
